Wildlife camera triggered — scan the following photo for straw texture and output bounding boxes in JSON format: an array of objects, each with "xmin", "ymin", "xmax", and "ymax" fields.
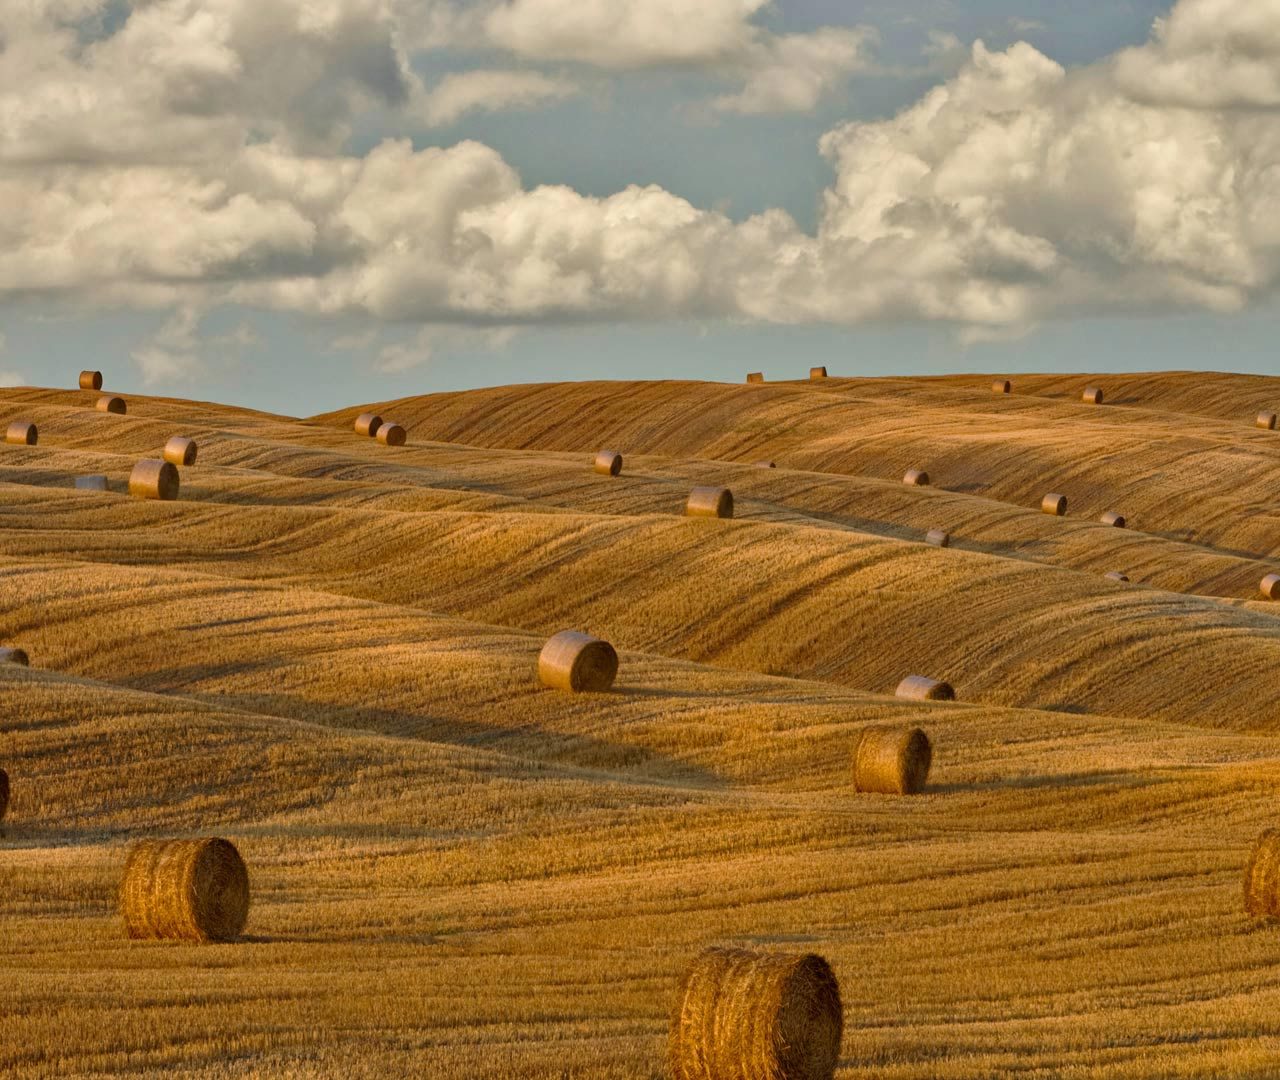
[
  {"xmin": 925, "ymin": 529, "xmax": 950, "ymax": 548},
  {"xmin": 1099, "ymin": 511, "xmax": 1126, "ymax": 528},
  {"xmin": 75, "ymin": 475, "xmax": 109, "ymax": 491},
  {"xmin": 993, "ymin": 379, "xmax": 1011, "ymax": 394},
  {"xmin": 79, "ymin": 370, "xmax": 103, "ymax": 391},
  {"xmin": 0, "ymin": 647, "xmax": 29, "ymax": 666},
  {"xmin": 129, "ymin": 460, "xmax": 180, "ymax": 501},
  {"xmin": 538, "ymin": 631, "xmax": 618, "ymax": 693},
  {"xmin": 686, "ymin": 487, "xmax": 734, "ymax": 519},
  {"xmin": 1082, "ymin": 387, "xmax": 1104, "ymax": 405},
  {"xmin": 746, "ymin": 373, "xmax": 764, "ymax": 384},
  {"xmin": 119, "ymin": 837, "xmax": 250, "ymax": 943},
  {"xmin": 1104, "ymin": 571, "xmax": 1130, "ymax": 583},
  {"xmin": 1258, "ymin": 412, "xmax": 1277, "ymax": 431},
  {"xmin": 354, "ymin": 413, "xmax": 383, "ymax": 438},
  {"xmin": 1245, "ymin": 831, "xmax": 1280, "ymax": 921},
  {"xmin": 809, "ymin": 367, "xmax": 828, "ymax": 379},
  {"xmin": 5, "ymin": 421, "xmax": 36, "ymax": 446},
  {"xmin": 668, "ymin": 947, "xmax": 843, "ymax": 1080},
  {"xmin": 97, "ymin": 395, "xmax": 126, "ymax": 415},
  {"xmin": 852, "ymin": 725, "xmax": 933, "ymax": 795},
  {"xmin": 377, "ymin": 423, "xmax": 407, "ymax": 447},
  {"xmin": 1262, "ymin": 574, "xmax": 1280, "ymax": 601},
  {"xmin": 903, "ymin": 469, "xmax": 929, "ymax": 486},
  {"xmin": 594, "ymin": 450, "xmax": 623, "ymax": 477},
  {"xmin": 1041, "ymin": 493, "xmax": 1067, "ymax": 516},
  {"xmin": 895, "ymin": 675, "xmax": 954, "ymax": 701},
  {"xmin": 163, "ymin": 436, "xmax": 198, "ymax": 467}
]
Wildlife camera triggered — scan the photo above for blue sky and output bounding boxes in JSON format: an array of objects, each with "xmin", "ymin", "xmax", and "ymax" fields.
[{"xmin": 3, "ymin": 0, "xmax": 1277, "ymax": 415}]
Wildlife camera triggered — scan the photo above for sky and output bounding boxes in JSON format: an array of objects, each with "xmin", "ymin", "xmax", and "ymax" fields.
[{"xmin": 2, "ymin": 0, "xmax": 1278, "ymax": 416}]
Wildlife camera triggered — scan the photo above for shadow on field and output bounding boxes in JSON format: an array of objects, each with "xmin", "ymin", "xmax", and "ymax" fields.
[{"xmin": 931, "ymin": 770, "xmax": 1159, "ymax": 793}]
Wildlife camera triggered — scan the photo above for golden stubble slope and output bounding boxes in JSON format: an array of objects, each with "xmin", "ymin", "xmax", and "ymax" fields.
[{"xmin": 4, "ymin": 374, "xmax": 1280, "ymax": 1077}]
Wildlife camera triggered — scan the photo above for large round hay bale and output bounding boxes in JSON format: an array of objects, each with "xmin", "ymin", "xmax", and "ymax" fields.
[
  {"xmin": 354, "ymin": 412, "xmax": 383, "ymax": 437},
  {"xmin": 1262, "ymin": 574, "xmax": 1280, "ymax": 600},
  {"xmin": 129, "ymin": 459, "xmax": 179, "ymax": 501},
  {"xmin": 895, "ymin": 675, "xmax": 954, "ymax": 702},
  {"xmin": 903, "ymin": 468, "xmax": 929, "ymax": 487},
  {"xmin": 993, "ymin": 379, "xmax": 1011, "ymax": 394},
  {"xmin": 669, "ymin": 947, "xmax": 842, "ymax": 1080},
  {"xmin": 0, "ymin": 768, "xmax": 8, "ymax": 823},
  {"xmin": 1082, "ymin": 386, "xmax": 1104, "ymax": 405},
  {"xmin": 594, "ymin": 449, "xmax": 623, "ymax": 476},
  {"xmin": 75, "ymin": 475, "xmax": 109, "ymax": 491},
  {"xmin": 1099, "ymin": 511, "xmax": 1126, "ymax": 528},
  {"xmin": 5, "ymin": 421, "xmax": 36, "ymax": 446},
  {"xmin": 79, "ymin": 370, "xmax": 103, "ymax": 391},
  {"xmin": 1245, "ymin": 831, "xmax": 1280, "ymax": 921},
  {"xmin": 376, "ymin": 422, "xmax": 406, "ymax": 447},
  {"xmin": 119, "ymin": 837, "xmax": 250, "ymax": 942},
  {"xmin": 925, "ymin": 529, "xmax": 949, "ymax": 548},
  {"xmin": 746, "ymin": 372, "xmax": 764, "ymax": 384},
  {"xmin": 809, "ymin": 366, "xmax": 828, "ymax": 379},
  {"xmin": 538, "ymin": 630, "xmax": 618, "ymax": 693},
  {"xmin": 1041, "ymin": 493, "xmax": 1067, "ymax": 516},
  {"xmin": 0, "ymin": 647, "xmax": 29, "ymax": 666},
  {"xmin": 1104, "ymin": 571, "xmax": 1130, "ymax": 583},
  {"xmin": 687, "ymin": 486, "xmax": 733, "ymax": 519},
  {"xmin": 1258, "ymin": 412, "xmax": 1277, "ymax": 431},
  {"xmin": 853, "ymin": 725, "xmax": 932, "ymax": 795},
  {"xmin": 163, "ymin": 436, "xmax": 197, "ymax": 467},
  {"xmin": 97, "ymin": 395, "xmax": 126, "ymax": 415}
]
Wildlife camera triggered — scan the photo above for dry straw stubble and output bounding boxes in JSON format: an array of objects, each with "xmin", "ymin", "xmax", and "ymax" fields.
[
  {"xmin": 1244, "ymin": 831, "xmax": 1280, "ymax": 920},
  {"xmin": 377, "ymin": 423, "xmax": 407, "ymax": 446},
  {"xmin": 538, "ymin": 631, "xmax": 618, "ymax": 693},
  {"xmin": 354, "ymin": 413, "xmax": 383, "ymax": 437},
  {"xmin": 669, "ymin": 947, "xmax": 843, "ymax": 1080},
  {"xmin": 163, "ymin": 436, "xmax": 198, "ymax": 466},
  {"xmin": 5, "ymin": 421, "xmax": 36, "ymax": 446},
  {"xmin": 129, "ymin": 459, "xmax": 180, "ymax": 501},
  {"xmin": 119, "ymin": 837, "xmax": 250, "ymax": 942},
  {"xmin": 0, "ymin": 767, "xmax": 8, "ymax": 823},
  {"xmin": 853, "ymin": 725, "xmax": 933, "ymax": 795},
  {"xmin": 594, "ymin": 450, "xmax": 623, "ymax": 476},
  {"xmin": 79, "ymin": 370, "xmax": 103, "ymax": 391},
  {"xmin": 686, "ymin": 486, "xmax": 734, "ymax": 519},
  {"xmin": 1042, "ymin": 493, "xmax": 1068, "ymax": 516},
  {"xmin": 896, "ymin": 675, "xmax": 954, "ymax": 701}
]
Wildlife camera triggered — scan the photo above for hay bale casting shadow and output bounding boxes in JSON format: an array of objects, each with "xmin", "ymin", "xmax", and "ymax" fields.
[
  {"xmin": 594, "ymin": 450, "xmax": 623, "ymax": 476},
  {"xmin": 119, "ymin": 837, "xmax": 250, "ymax": 942},
  {"xmin": 0, "ymin": 647, "xmax": 29, "ymax": 666},
  {"xmin": 354, "ymin": 413, "xmax": 383, "ymax": 438},
  {"xmin": 5, "ymin": 421, "xmax": 36, "ymax": 446},
  {"xmin": 538, "ymin": 631, "xmax": 618, "ymax": 693},
  {"xmin": 686, "ymin": 486, "xmax": 733, "ymax": 519},
  {"xmin": 129, "ymin": 459, "xmax": 179, "ymax": 501},
  {"xmin": 163, "ymin": 436, "xmax": 197, "ymax": 467},
  {"xmin": 896, "ymin": 675, "xmax": 954, "ymax": 701},
  {"xmin": 853, "ymin": 725, "xmax": 933, "ymax": 795}
]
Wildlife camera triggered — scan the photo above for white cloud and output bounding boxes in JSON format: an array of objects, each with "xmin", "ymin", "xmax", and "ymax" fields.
[
  {"xmin": 131, "ymin": 306, "xmax": 261, "ymax": 387},
  {"xmin": 419, "ymin": 69, "xmax": 580, "ymax": 126},
  {"xmin": 712, "ymin": 28, "xmax": 875, "ymax": 114},
  {"xmin": 0, "ymin": 372, "xmax": 25, "ymax": 388}
]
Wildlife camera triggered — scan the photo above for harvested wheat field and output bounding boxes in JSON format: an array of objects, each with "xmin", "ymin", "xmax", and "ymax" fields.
[{"xmin": 7, "ymin": 372, "xmax": 1280, "ymax": 1077}]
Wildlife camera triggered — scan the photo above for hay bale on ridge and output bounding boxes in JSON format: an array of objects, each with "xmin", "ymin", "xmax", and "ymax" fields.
[
  {"xmin": 376, "ymin": 423, "xmax": 406, "ymax": 447},
  {"xmin": 163, "ymin": 436, "xmax": 197, "ymax": 467},
  {"xmin": 119, "ymin": 837, "xmax": 250, "ymax": 942},
  {"xmin": 1082, "ymin": 386, "xmax": 1104, "ymax": 405},
  {"xmin": 5, "ymin": 421, "xmax": 36, "ymax": 446},
  {"xmin": 97, "ymin": 395, "xmax": 126, "ymax": 415},
  {"xmin": 129, "ymin": 459, "xmax": 179, "ymax": 501},
  {"xmin": 903, "ymin": 468, "xmax": 929, "ymax": 486},
  {"xmin": 896, "ymin": 675, "xmax": 954, "ymax": 701},
  {"xmin": 1104, "ymin": 571, "xmax": 1130, "ymax": 583},
  {"xmin": 1099, "ymin": 511, "xmax": 1126, "ymax": 528},
  {"xmin": 746, "ymin": 372, "xmax": 764, "ymax": 384},
  {"xmin": 853, "ymin": 725, "xmax": 933, "ymax": 795},
  {"xmin": 755, "ymin": 460, "xmax": 776, "ymax": 469},
  {"xmin": 686, "ymin": 486, "xmax": 733, "ymax": 519},
  {"xmin": 1262, "ymin": 574, "xmax": 1280, "ymax": 600},
  {"xmin": 1041, "ymin": 493, "xmax": 1067, "ymax": 516},
  {"xmin": 79, "ymin": 370, "xmax": 103, "ymax": 391},
  {"xmin": 354, "ymin": 412, "xmax": 383, "ymax": 437},
  {"xmin": 809, "ymin": 366, "xmax": 828, "ymax": 379},
  {"xmin": 594, "ymin": 449, "xmax": 623, "ymax": 476},
  {"xmin": 669, "ymin": 947, "xmax": 843, "ymax": 1080},
  {"xmin": 993, "ymin": 379, "xmax": 1012, "ymax": 394},
  {"xmin": 538, "ymin": 630, "xmax": 618, "ymax": 693},
  {"xmin": 925, "ymin": 529, "xmax": 949, "ymax": 548},
  {"xmin": 1258, "ymin": 412, "xmax": 1277, "ymax": 431},
  {"xmin": 0, "ymin": 647, "xmax": 29, "ymax": 666},
  {"xmin": 75, "ymin": 475, "xmax": 109, "ymax": 491}
]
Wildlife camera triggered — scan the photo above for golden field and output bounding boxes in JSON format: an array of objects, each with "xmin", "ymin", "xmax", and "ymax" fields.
[{"xmin": 5, "ymin": 371, "xmax": 1280, "ymax": 1077}]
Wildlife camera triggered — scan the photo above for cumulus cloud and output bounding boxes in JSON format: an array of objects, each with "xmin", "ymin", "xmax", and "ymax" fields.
[
  {"xmin": 419, "ymin": 70, "xmax": 580, "ymax": 127},
  {"xmin": 712, "ymin": 28, "xmax": 876, "ymax": 114}
]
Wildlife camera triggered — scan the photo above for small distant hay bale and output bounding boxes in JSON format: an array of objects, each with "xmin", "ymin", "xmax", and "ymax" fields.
[
  {"xmin": 1104, "ymin": 571, "xmax": 1130, "ymax": 583},
  {"xmin": 686, "ymin": 486, "xmax": 733, "ymax": 519},
  {"xmin": 809, "ymin": 366, "xmax": 828, "ymax": 379},
  {"xmin": 755, "ymin": 460, "xmax": 776, "ymax": 469},
  {"xmin": 354, "ymin": 412, "xmax": 383, "ymax": 438},
  {"xmin": 1082, "ymin": 386, "xmax": 1104, "ymax": 405},
  {"xmin": 853, "ymin": 725, "xmax": 933, "ymax": 795},
  {"xmin": 0, "ymin": 767, "xmax": 8, "ymax": 823},
  {"xmin": 129, "ymin": 459, "xmax": 179, "ymax": 501},
  {"xmin": 75, "ymin": 475, "xmax": 109, "ymax": 492},
  {"xmin": 1262, "ymin": 574, "xmax": 1280, "ymax": 600},
  {"xmin": 0, "ymin": 647, "xmax": 29, "ymax": 666},
  {"xmin": 1041, "ymin": 492, "xmax": 1067, "ymax": 516},
  {"xmin": 79, "ymin": 370, "xmax": 103, "ymax": 391},
  {"xmin": 594, "ymin": 449, "xmax": 623, "ymax": 476},
  {"xmin": 376, "ymin": 422, "xmax": 406, "ymax": 447},
  {"xmin": 669, "ymin": 947, "xmax": 843, "ymax": 1080},
  {"xmin": 896, "ymin": 675, "xmax": 954, "ymax": 702},
  {"xmin": 119, "ymin": 837, "xmax": 250, "ymax": 942},
  {"xmin": 163, "ymin": 436, "xmax": 197, "ymax": 467},
  {"xmin": 5, "ymin": 421, "xmax": 37, "ymax": 446},
  {"xmin": 993, "ymin": 379, "xmax": 1012, "ymax": 394},
  {"xmin": 746, "ymin": 372, "xmax": 765, "ymax": 384},
  {"xmin": 538, "ymin": 630, "xmax": 618, "ymax": 693},
  {"xmin": 925, "ymin": 529, "xmax": 950, "ymax": 548},
  {"xmin": 1258, "ymin": 412, "xmax": 1277, "ymax": 431},
  {"xmin": 1245, "ymin": 831, "xmax": 1280, "ymax": 921},
  {"xmin": 97, "ymin": 395, "xmax": 126, "ymax": 415},
  {"xmin": 903, "ymin": 468, "xmax": 929, "ymax": 486},
  {"xmin": 1099, "ymin": 511, "xmax": 1126, "ymax": 528}
]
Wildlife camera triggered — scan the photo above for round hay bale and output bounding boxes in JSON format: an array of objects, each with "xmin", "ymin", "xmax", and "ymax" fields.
[
  {"xmin": 1262, "ymin": 574, "xmax": 1280, "ymax": 600},
  {"xmin": 5, "ymin": 421, "xmax": 37, "ymax": 446},
  {"xmin": 1258, "ymin": 412, "xmax": 1277, "ymax": 431},
  {"xmin": 669, "ymin": 947, "xmax": 842, "ymax": 1080},
  {"xmin": 993, "ymin": 379, "xmax": 1012, "ymax": 394},
  {"xmin": 75, "ymin": 475, "xmax": 109, "ymax": 491},
  {"xmin": 0, "ymin": 767, "xmax": 8, "ymax": 823},
  {"xmin": 895, "ymin": 675, "xmax": 954, "ymax": 702},
  {"xmin": 79, "ymin": 370, "xmax": 103, "ymax": 391},
  {"xmin": 97, "ymin": 395, "xmax": 126, "ymax": 415},
  {"xmin": 1041, "ymin": 493, "xmax": 1067, "ymax": 516},
  {"xmin": 129, "ymin": 459, "xmax": 179, "ymax": 501},
  {"xmin": 1104, "ymin": 571, "xmax": 1130, "ymax": 583},
  {"xmin": 903, "ymin": 469, "xmax": 929, "ymax": 487},
  {"xmin": 163, "ymin": 436, "xmax": 197, "ymax": 467},
  {"xmin": 746, "ymin": 372, "xmax": 765, "ymax": 384},
  {"xmin": 686, "ymin": 486, "xmax": 733, "ymax": 519},
  {"xmin": 376, "ymin": 423, "xmax": 406, "ymax": 447},
  {"xmin": 925, "ymin": 529, "xmax": 950, "ymax": 548},
  {"xmin": 1245, "ymin": 830, "xmax": 1280, "ymax": 921},
  {"xmin": 354, "ymin": 412, "xmax": 383, "ymax": 438},
  {"xmin": 0, "ymin": 647, "xmax": 29, "ymax": 666},
  {"xmin": 755, "ymin": 460, "xmax": 777, "ymax": 469},
  {"xmin": 538, "ymin": 630, "xmax": 618, "ymax": 693},
  {"xmin": 119, "ymin": 837, "xmax": 250, "ymax": 942},
  {"xmin": 853, "ymin": 725, "xmax": 933, "ymax": 795},
  {"xmin": 809, "ymin": 366, "xmax": 828, "ymax": 379},
  {"xmin": 594, "ymin": 449, "xmax": 623, "ymax": 477},
  {"xmin": 1082, "ymin": 386, "xmax": 1104, "ymax": 405},
  {"xmin": 1099, "ymin": 511, "xmax": 1126, "ymax": 528}
]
